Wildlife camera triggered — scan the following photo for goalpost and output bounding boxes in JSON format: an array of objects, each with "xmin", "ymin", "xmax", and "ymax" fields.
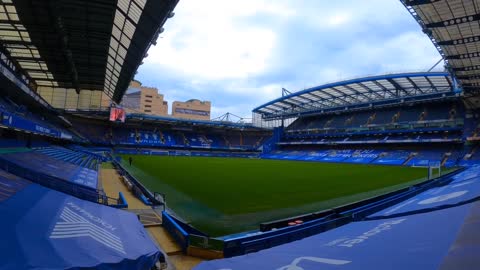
[{"xmin": 428, "ymin": 161, "xmax": 442, "ymax": 180}]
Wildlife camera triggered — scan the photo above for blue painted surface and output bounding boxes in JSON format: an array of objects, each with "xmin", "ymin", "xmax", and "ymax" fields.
[
  {"xmin": 0, "ymin": 152, "xmax": 98, "ymax": 189},
  {"xmin": 196, "ymin": 201, "xmax": 479, "ymax": 270},
  {"xmin": 370, "ymin": 166, "xmax": 480, "ymax": 218},
  {"xmin": 0, "ymin": 173, "xmax": 161, "ymax": 269}
]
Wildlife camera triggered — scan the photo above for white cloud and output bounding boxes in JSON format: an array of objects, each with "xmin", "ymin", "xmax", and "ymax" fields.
[
  {"xmin": 145, "ymin": 0, "xmax": 290, "ymax": 80},
  {"xmin": 327, "ymin": 13, "xmax": 352, "ymax": 27}
]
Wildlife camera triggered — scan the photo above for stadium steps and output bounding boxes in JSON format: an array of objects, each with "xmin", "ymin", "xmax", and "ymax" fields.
[
  {"xmin": 88, "ymin": 159, "xmax": 98, "ymax": 170},
  {"xmin": 79, "ymin": 157, "xmax": 88, "ymax": 167},
  {"xmin": 99, "ymin": 163, "xmax": 186, "ymax": 262},
  {"xmin": 402, "ymin": 153, "xmax": 416, "ymax": 165},
  {"xmin": 147, "ymin": 227, "xmax": 183, "ymax": 255},
  {"xmin": 88, "ymin": 160, "xmax": 94, "ymax": 170},
  {"xmin": 86, "ymin": 159, "xmax": 93, "ymax": 170},
  {"xmin": 441, "ymin": 155, "xmax": 449, "ymax": 166},
  {"xmin": 127, "ymin": 209, "xmax": 162, "ymax": 227},
  {"xmin": 222, "ymin": 136, "xmax": 230, "ymax": 147},
  {"xmin": 81, "ymin": 157, "xmax": 91, "ymax": 168},
  {"xmin": 159, "ymin": 131, "xmax": 166, "ymax": 144},
  {"xmin": 181, "ymin": 133, "xmax": 190, "ymax": 146},
  {"xmin": 200, "ymin": 135, "xmax": 210, "ymax": 147},
  {"xmin": 469, "ymin": 145, "xmax": 480, "ymax": 159},
  {"xmin": 255, "ymin": 136, "xmax": 264, "ymax": 147}
]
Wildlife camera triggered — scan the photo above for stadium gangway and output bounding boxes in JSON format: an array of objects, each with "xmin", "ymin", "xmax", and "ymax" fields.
[{"xmin": 111, "ymin": 158, "xmax": 165, "ymax": 208}]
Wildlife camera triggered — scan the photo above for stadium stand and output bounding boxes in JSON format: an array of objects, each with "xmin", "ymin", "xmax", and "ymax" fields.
[
  {"xmin": 262, "ymin": 147, "xmax": 464, "ymax": 167},
  {"xmin": 36, "ymin": 146, "xmax": 100, "ymax": 170},
  {"xmin": 68, "ymin": 115, "xmax": 270, "ymax": 151},
  {"xmin": 0, "ymin": 95, "xmax": 75, "ymax": 140},
  {"xmin": 254, "ymin": 74, "xmax": 472, "ymax": 167},
  {"xmin": 284, "ymin": 101, "xmax": 463, "ymax": 139}
]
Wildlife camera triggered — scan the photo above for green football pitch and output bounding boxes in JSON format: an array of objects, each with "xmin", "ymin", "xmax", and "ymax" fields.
[{"xmin": 120, "ymin": 155, "xmax": 428, "ymax": 236}]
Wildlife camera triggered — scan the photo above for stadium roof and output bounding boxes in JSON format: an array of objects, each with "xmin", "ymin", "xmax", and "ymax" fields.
[
  {"xmin": 253, "ymin": 72, "xmax": 458, "ymax": 120},
  {"xmin": 0, "ymin": 0, "xmax": 178, "ymax": 110},
  {"xmin": 401, "ymin": 0, "xmax": 480, "ymax": 96}
]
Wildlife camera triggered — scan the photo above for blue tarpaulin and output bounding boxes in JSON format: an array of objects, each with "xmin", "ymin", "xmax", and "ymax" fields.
[
  {"xmin": 0, "ymin": 152, "xmax": 98, "ymax": 189},
  {"xmin": 0, "ymin": 170, "xmax": 161, "ymax": 270},
  {"xmin": 369, "ymin": 166, "xmax": 480, "ymax": 218},
  {"xmin": 196, "ymin": 201, "xmax": 480, "ymax": 270}
]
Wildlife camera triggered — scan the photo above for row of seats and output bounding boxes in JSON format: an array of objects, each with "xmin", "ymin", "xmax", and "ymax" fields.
[
  {"xmin": 262, "ymin": 148, "xmax": 465, "ymax": 167},
  {"xmin": 114, "ymin": 148, "xmax": 259, "ymax": 158},
  {"xmin": 36, "ymin": 146, "xmax": 100, "ymax": 170},
  {"xmin": 0, "ymin": 96, "xmax": 72, "ymax": 136},
  {"xmin": 0, "ymin": 149, "xmax": 99, "ymax": 190},
  {"xmin": 288, "ymin": 101, "xmax": 462, "ymax": 131},
  {"xmin": 70, "ymin": 120, "xmax": 267, "ymax": 150},
  {"xmin": 282, "ymin": 131, "xmax": 463, "ymax": 145}
]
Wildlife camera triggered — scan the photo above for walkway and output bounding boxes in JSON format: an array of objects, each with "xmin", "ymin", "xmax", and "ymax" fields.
[{"xmin": 100, "ymin": 165, "xmax": 203, "ymax": 270}]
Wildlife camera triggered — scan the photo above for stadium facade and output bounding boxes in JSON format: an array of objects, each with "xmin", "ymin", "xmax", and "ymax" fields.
[{"xmin": 0, "ymin": 0, "xmax": 479, "ymax": 270}]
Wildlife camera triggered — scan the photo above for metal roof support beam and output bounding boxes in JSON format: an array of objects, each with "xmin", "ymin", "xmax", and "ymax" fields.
[
  {"xmin": 387, "ymin": 78, "xmax": 409, "ymax": 97},
  {"xmin": 306, "ymin": 91, "xmax": 344, "ymax": 107},
  {"xmin": 425, "ymin": 14, "xmax": 480, "ymax": 28},
  {"xmin": 268, "ymin": 104, "xmax": 289, "ymax": 110},
  {"xmin": 372, "ymin": 80, "xmax": 397, "ymax": 97},
  {"xmin": 279, "ymin": 99, "xmax": 300, "ymax": 108},
  {"xmin": 356, "ymin": 82, "xmax": 384, "ymax": 100},
  {"xmin": 405, "ymin": 77, "xmax": 426, "ymax": 94},
  {"xmin": 404, "ymin": 0, "xmax": 442, "ymax": 6},
  {"xmin": 446, "ymin": 52, "xmax": 480, "ymax": 60},
  {"xmin": 456, "ymin": 75, "xmax": 480, "ymax": 80},
  {"xmin": 453, "ymin": 65, "xmax": 480, "ymax": 72},
  {"xmin": 298, "ymin": 102, "xmax": 323, "ymax": 112},
  {"xmin": 437, "ymin": 35, "xmax": 480, "ymax": 46},
  {"xmin": 329, "ymin": 87, "xmax": 364, "ymax": 104},
  {"xmin": 49, "ymin": 0, "xmax": 80, "ymax": 94},
  {"xmin": 423, "ymin": 76, "xmax": 437, "ymax": 94},
  {"xmin": 341, "ymin": 85, "xmax": 372, "ymax": 103},
  {"xmin": 291, "ymin": 95, "xmax": 318, "ymax": 105}
]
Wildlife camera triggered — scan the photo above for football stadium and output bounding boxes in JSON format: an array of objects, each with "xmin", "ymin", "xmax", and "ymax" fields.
[{"xmin": 0, "ymin": 0, "xmax": 479, "ymax": 270}]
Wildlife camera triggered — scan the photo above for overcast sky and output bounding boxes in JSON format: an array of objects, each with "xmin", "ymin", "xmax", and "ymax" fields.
[{"xmin": 135, "ymin": 0, "xmax": 442, "ymax": 120}]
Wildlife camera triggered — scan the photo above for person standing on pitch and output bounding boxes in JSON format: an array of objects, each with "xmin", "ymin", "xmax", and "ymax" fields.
[{"xmin": 129, "ymin": 156, "xmax": 133, "ymax": 166}]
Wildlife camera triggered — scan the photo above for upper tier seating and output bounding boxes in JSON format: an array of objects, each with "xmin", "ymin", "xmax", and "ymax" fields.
[{"xmin": 287, "ymin": 101, "xmax": 464, "ymax": 132}]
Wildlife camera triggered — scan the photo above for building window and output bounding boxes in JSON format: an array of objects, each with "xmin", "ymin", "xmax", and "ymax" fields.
[
  {"xmin": 144, "ymin": 110, "xmax": 151, "ymax": 113},
  {"xmin": 146, "ymin": 95, "xmax": 153, "ymax": 98},
  {"xmin": 145, "ymin": 99, "xmax": 152, "ymax": 103},
  {"xmin": 145, "ymin": 105, "xmax": 151, "ymax": 108}
]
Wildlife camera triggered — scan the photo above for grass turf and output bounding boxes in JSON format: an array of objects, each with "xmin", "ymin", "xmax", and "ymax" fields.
[{"xmin": 121, "ymin": 155, "xmax": 428, "ymax": 236}]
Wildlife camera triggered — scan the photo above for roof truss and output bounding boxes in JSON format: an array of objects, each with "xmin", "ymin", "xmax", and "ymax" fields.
[
  {"xmin": 401, "ymin": 0, "xmax": 480, "ymax": 94},
  {"xmin": 253, "ymin": 72, "xmax": 454, "ymax": 118}
]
